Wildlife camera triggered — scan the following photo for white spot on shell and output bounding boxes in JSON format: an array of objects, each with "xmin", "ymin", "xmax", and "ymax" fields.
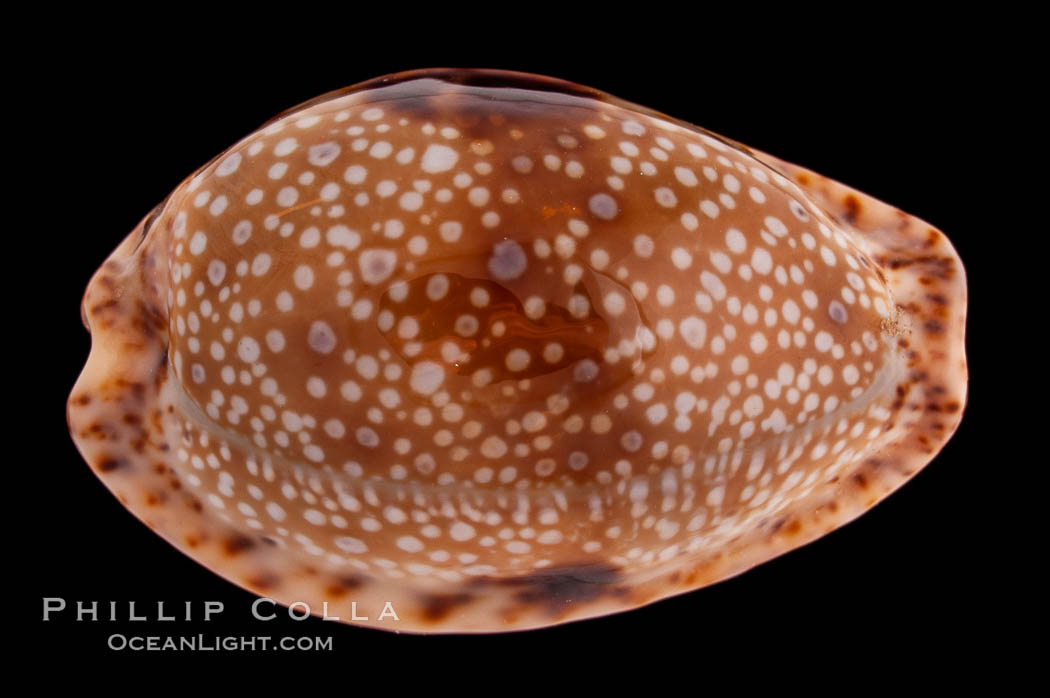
[
  {"xmin": 421, "ymin": 144, "xmax": 458, "ymax": 173},
  {"xmin": 829, "ymin": 300, "xmax": 848, "ymax": 324},
  {"xmin": 274, "ymin": 138, "xmax": 298, "ymax": 156},
  {"xmin": 207, "ymin": 260, "xmax": 226, "ymax": 286},
  {"xmin": 216, "ymin": 153, "xmax": 241, "ymax": 176},
  {"xmin": 410, "ymin": 361, "xmax": 445, "ymax": 396},
  {"xmin": 679, "ymin": 316, "xmax": 707, "ymax": 349},
  {"xmin": 589, "ymin": 193, "xmax": 618, "ymax": 220},
  {"xmin": 237, "ymin": 337, "xmax": 260, "ymax": 363},
  {"xmin": 189, "ymin": 232, "xmax": 207, "ymax": 256},
  {"xmin": 308, "ymin": 321, "xmax": 337, "ymax": 354},
  {"xmin": 336, "ymin": 537, "xmax": 367, "ymax": 553},
  {"xmin": 488, "ymin": 240, "xmax": 527, "ymax": 280},
  {"xmin": 726, "ymin": 228, "xmax": 747, "ymax": 254},
  {"xmin": 308, "ymin": 142, "xmax": 341, "ymax": 167},
  {"xmin": 573, "ymin": 359, "xmax": 599, "ymax": 382},
  {"xmin": 327, "ymin": 225, "xmax": 360, "ymax": 250},
  {"xmin": 359, "ymin": 249, "xmax": 397, "ymax": 285}
]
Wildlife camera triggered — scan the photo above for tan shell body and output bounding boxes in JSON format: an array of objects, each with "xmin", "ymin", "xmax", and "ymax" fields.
[{"xmin": 67, "ymin": 69, "xmax": 968, "ymax": 633}]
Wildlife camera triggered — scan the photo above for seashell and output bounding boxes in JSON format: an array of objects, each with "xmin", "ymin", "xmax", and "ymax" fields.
[{"xmin": 67, "ymin": 68, "xmax": 967, "ymax": 633}]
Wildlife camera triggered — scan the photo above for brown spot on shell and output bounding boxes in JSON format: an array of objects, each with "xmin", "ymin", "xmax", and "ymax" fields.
[
  {"xmin": 144, "ymin": 491, "xmax": 167, "ymax": 506},
  {"xmin": 224, "ymin": 535, "xmax": 256, "ymax": 556},
  {"xmin": 843, "ymin": 194, "xmax": 862, "ymax": 223},
  {"xmin": 477, "ymin": 562, "xmax": 625, "ymax": 616},
  {"xmin": 246, "ymin": 574, "xmax": 279, "ymax": 592},
  {"xmin": 419, "ymin": 592, "xmax": 474, "ymax": 622},
  {"xmin": 97, "ymin": 457, "xmax": 126, "ymax": 472},
  {"xmin": 325, "ymin": 575, "xmax": 366, "ymax": 598}
]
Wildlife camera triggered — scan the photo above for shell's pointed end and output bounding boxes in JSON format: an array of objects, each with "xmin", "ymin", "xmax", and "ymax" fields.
[{"xmin": 67, "ymin": 69, "xmax": 966, "ymax": 634}]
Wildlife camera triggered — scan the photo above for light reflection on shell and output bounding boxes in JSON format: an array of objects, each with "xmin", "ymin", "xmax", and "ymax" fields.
[{"xmin": 67, "ymin": 69, "xmax": 967, "ymax": 633}]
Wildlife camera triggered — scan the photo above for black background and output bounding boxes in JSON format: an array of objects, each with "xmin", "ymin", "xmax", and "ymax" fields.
[{"xmin": 19, "ymin": 12, "xmax": 1013, "ymax": 676}]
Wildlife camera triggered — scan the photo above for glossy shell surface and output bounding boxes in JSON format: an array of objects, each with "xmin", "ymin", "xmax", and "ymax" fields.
[{"xmin": 68, "ymin": 69, "xmax": 968, "ymax": 633}]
